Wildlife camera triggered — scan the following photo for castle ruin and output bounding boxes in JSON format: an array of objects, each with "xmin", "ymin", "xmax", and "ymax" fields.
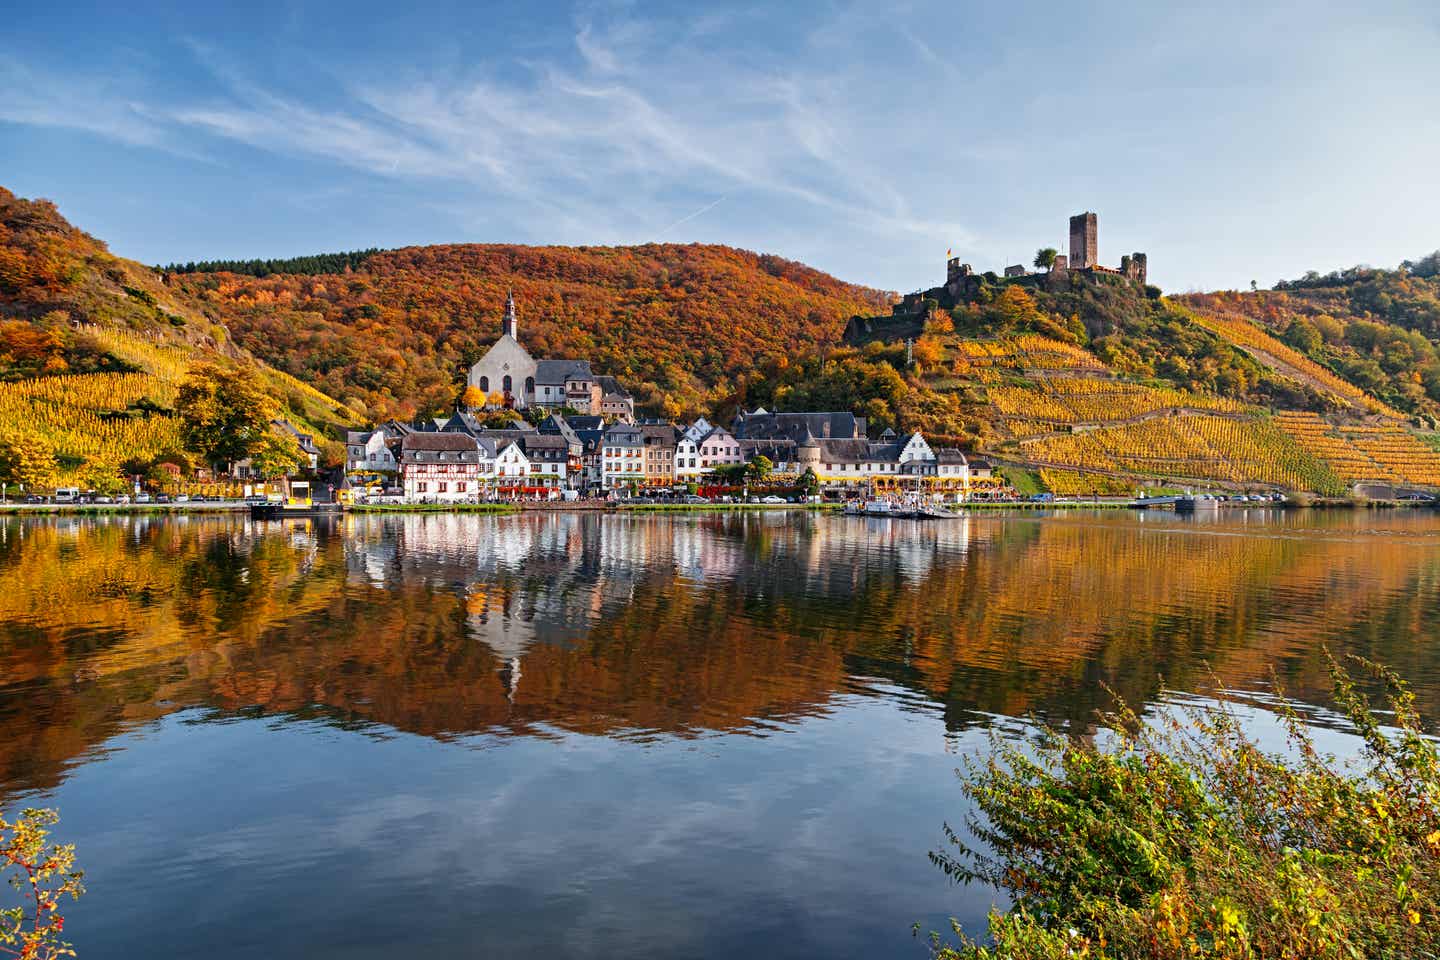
[{"xmin": 845, "ymin": 211, "xmax": 1151, "ymax": 341}]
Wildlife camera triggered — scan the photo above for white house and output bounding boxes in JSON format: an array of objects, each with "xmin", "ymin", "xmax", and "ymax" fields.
[
  {"xmin": 675, "ymin": 435, "xmax": 701, "ymax": 480},
  {"xmin": 400, "ymin": 433, "xmax": 486, "ymax": 503},
  {"xmin": 602, "ymin": 423, "xmax": 645, "ymax": 491},
  {"xmin": 346, "ymin": 429, "xmax": 397, "ymax": 474},
  {"xmin": 492, "ymin": 440, "xmax": 533, "ymax": 492}
]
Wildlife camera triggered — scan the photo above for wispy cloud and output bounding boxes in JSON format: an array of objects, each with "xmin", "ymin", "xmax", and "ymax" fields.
[{"xmin": 0, "ymin": 5, "xmax": 973, "ymax": 252}]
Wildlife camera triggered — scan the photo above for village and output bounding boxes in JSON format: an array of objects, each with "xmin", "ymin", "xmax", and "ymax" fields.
[{"xmin": 337, "ymin": 292, "xmax": 990, "ymax": 506}]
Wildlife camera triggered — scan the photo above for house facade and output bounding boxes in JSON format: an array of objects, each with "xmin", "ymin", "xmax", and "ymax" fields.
[{"xmin": 400, "ymin": 433, "xmax": 487, "ymax": 502}]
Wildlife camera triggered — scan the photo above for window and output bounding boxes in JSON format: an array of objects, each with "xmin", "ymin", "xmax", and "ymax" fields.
[
  {"xmin": 438, "ymin": 482, "xmax": 448, "ymax": 493},
  {"xmin": 457, "ymin": 482, "xmax": 467, "ymax": 492},
  {"xmin": 503, "ymin": 374, "xmax": 513, "ymax": 393},
  {"xmin": 479, "ymin": 376, "xmax": 489, "ymax": 392},
  {"xmin": 526, "ymin": 376, "xmax": 535, "ymax": 395},
  {"xmin": 418, "ymin": 482, "xmax": 428, "ymax": 493}
]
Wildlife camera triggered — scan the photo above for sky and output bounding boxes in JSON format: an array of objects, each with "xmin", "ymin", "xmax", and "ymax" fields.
[{"xmin": 3, "ymin": 0, "xmax": 1438, "ymax": 295}]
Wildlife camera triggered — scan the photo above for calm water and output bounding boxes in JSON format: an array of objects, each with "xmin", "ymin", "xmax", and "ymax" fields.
[{"xmin": 2, "ymin": 508, "xmax": 1439, "ymax": 958}]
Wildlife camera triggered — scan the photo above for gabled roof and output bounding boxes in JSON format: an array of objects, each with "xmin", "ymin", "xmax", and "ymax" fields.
[
  {"xmin": 534, "ymin": 359, "xmax": 594, "ymax": 384},
  {"xmin": 441, "ymin": 411, "xmax": 486, "ymax": 437},
  {"xmin": 538, "ymin": 414, "xmax": 581, "ymax": 446},
  {"xmin": 732, "ymin": 411, "xmax": 866, "ymax": 443},
  {"xmin": 596, "ymin": 375, "xmax": 631, "ymax": 398},
  {"xmin": 567, "ymin": 415, "xmax": 606, "ymax": 431},
  {"xmin": 401, "ymin": 433, "xmax": 482, "ymax": 453}
]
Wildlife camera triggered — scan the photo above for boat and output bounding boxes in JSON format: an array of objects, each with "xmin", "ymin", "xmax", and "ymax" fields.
[
  {"xmin": 1174, "ymin": 495, "xmax": 1220, "ymax": 514},
  {"xmin": 249, "ymin": 480, "xmax": 345, "ymax": 520}
]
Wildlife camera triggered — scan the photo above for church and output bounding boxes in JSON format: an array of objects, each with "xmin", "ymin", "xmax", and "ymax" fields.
[{"xmin": 466, "ymin": 292, "xmax": 634, "ymax": 420}]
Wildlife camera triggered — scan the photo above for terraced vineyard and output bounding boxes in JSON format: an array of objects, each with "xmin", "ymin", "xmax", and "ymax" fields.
[
  {"xmin": 1276, "ymin": 411, "xmax": 1440, "ymax": 486},
  {"xmin": 0, "ymin": 372, "xmax": 183, "ymax": 470},
  {"xmin": 1015, "ymin": 414, "xmax": 1344, "ymax": 493},
  {"xmin": 987, "ymin": 379, "xmax": 1246, "ymax": 436}
]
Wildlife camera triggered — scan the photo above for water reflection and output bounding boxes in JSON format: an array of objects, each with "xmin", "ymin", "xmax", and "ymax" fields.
[{"xmin": 2, "ymin": 509, "xmax": 1439, "ymax": 798}]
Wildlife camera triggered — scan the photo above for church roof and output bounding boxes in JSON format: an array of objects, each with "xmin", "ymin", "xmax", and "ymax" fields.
[{"xmin": 535, "ymin": 359, "xmax": 594, "ymax": 385}]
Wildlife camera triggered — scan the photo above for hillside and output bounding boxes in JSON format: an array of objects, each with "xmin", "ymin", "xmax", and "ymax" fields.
[
  {"xmin": 827, "ymin": 261, "xmax": 1440, "ymax": 495},
  {"xmin": 0, "ymin": 187, "xmax": 356, "ymax": 480},
  {"xmin": 161, "ymin": 243, "xmax": 893, "ymax": 421}
]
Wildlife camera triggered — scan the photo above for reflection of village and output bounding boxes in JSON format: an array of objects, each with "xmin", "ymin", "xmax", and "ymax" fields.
[
  {"xmin": 3, "ymin": 510, "xmax": 1440, "ymax": 797},
  {"xmin": 343, "ymin": 511, "xmax": 972, "ymax": 696}
]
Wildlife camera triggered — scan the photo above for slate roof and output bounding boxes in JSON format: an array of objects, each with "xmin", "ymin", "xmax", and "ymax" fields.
[
  {"xmin": 534, "ymin": 359, "xmax": 594, "ymax": 385},
  {"xmin": 732, "ymin": 411, "xmax": 867, "ymax": 443},
  {"xmin": 596, "ymin": 375, "xmax": 632, "ymax": 398},
  {"xmin": 401, "ymin": 433, "xmax": 482, "ymax": 453},
  {"xmin": 537, "ymin": 414, "xmax": 581, "ymax": 447},
  {"xmin": 567, "ymin": 416, "xmax": 606, "ymax": 431}
]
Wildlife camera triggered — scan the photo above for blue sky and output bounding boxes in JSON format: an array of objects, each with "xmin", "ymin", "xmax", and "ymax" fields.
[{"xmin": 3, "ymin": 0, "xmax": 1437, "ymax": 294}]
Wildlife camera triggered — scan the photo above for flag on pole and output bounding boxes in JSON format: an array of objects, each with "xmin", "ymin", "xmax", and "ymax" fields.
[{"xmin": 946, "ymin": 248, "xmax": 952, "ymax": 259}]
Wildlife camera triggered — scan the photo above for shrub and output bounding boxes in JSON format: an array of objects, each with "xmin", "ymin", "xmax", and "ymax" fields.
[
  {"xmin": 1, "ymin": 807, "xmax": 85, "ymax": 960},
  {"xmin": 929, "ymin": 656, "xmax": 1439, "ymax": 958}
]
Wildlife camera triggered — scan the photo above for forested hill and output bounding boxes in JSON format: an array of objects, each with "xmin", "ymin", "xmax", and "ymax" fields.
[
  {"xmin": 0, "ymin": 186, "xmax": 356, "ymax": 476},
  {"xmin": 1179, "ymin": 256, "xmax": 1440, "ymax": 422},
  {"xmin": 163, "ymin": 243, "xmax": 895, "ymax": 421}
]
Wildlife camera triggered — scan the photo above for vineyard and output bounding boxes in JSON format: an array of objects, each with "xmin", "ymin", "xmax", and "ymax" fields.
[
  {"xmin": 1187, "ymin": 309, "xmax": 1401, "ymax": 417},
  {"xmin": 946, "ymin": 335, "xmax": 1107, "ymax": 374},
  {"xmin": 1276, "ymin": 411, "xmax": 1440, "ymax": 486},
  {"xmin": 1035, "ymin": 468, "xmax": 1136, "ymax": 497},
  {"xmin": 985, "ymin": 378, "xmax": 1246, "ymax": 436},
  {"xmin": 1016, "ymin": 414, "xmax": 1345, "ymax": 494},
  {"xmin": 0, "ymin": 372, "xmax": 183, "ymax": 470}
]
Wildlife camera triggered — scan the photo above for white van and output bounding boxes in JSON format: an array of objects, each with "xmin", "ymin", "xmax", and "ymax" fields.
[{"xmin": 54, "ymin": 487, "xmax": 81, "ymax": 503}]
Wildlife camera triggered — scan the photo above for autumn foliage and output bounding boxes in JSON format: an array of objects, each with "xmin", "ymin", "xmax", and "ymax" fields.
[{"xmin": 164, "ymin": 243, "xmax": 892, "ymax": 422}]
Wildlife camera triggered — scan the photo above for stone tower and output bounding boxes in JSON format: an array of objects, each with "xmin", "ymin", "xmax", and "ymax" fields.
[
  {"xmin": 1069, "ymin": 212, "xmax": 1097, "ymax": 270},
  {"xmin": 501, "ymin": 289, "xmax": 518, "ymax": 339}
]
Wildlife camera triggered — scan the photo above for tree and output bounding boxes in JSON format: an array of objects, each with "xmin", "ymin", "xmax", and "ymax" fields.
[
  {"xmin": 461, "ymin": 385, "xmax": 486, "ymax": 410},
  {"xmin": 0, "ymin": 432, "xmax": 57, "ymax": 491},
  {"xmin": 175, "ymin": 363, "xmax": 281, "ymax": 469},
  {"xmin": 746, "ymin": 455, "xmax": 773, "ymax": 482},
  {"xmin": 1033, "ymin": 247, "xmax": 1058, "ymax": 271},
  {"xmin": 797, "ymin": 467, "xmax": 819, "ymax": 496},
  {"xmin": 249, "ymin": 430, "xmax": 307, "ymax": 480},
  {"xmin": 1, "ymin": 807, "xmax": 85, "ymax": 960},
  {"xmin": 77, "ymin": 459, "xmax": 126, "ymax": 496}
]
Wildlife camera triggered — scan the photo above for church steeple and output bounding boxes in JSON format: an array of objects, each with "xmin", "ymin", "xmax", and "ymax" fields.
[{"xmin": 502, "ymin": 289, "xmax": 518, "ymax": 339}]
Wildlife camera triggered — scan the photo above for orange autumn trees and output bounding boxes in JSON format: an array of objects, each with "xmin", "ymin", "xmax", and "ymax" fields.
[{"xmin": 165, "ymin": 243, "xmax": 892, "ymax": 422}]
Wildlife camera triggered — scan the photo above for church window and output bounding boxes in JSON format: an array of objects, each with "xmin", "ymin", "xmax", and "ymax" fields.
[
  {"xmin": 503, "ymin": 375, "xmax": 513, "ymax": 393},
  {"xmin": 526, "ymin": 376, "xmax": 536, "ymax": 395},
  {"xmin": 479, "ymin": 376, "xmax": 489, "ymax": 392}
]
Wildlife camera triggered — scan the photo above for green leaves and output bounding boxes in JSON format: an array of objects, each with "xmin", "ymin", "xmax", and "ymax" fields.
[{"xmin": 931, "ymin": 658, "xmax": 1440, "ymax": 958}]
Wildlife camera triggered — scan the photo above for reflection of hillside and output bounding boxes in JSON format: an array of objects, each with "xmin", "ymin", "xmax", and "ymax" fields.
[{"xmin": 1, "ymin": 510, "xmax": 1438, "ymax": 797}]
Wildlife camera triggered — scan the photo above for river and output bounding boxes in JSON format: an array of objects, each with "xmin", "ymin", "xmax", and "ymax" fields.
[{"xmin": 1, "ymin": 508, "xmax": 1437, "ymax": 958}]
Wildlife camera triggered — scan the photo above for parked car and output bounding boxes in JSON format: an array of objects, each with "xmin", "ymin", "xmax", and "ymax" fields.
[
  {"xmin": 135, "ymin": 493, "xmax": 153, "ymax": 504},
  {"xmin": 23, "ymin": 494, "xmax": 43, "ymax": 504},
  {"xmin": 760, "ymin": 495, "xmax": 786, "ymax": 504},
  {"xmin": 95, "ymin": 495, "xmax": 115, "ymax": 504},
  {"xmin": 175, "ymin": 494, "xmax": 190, "ymax": 503},
  {"xmin": 115, "ymin": 494, "xmax": 131, "ymax": 504},
  {"xmin": 680, "ymin": 495, "xmax": 708, "ymax": 504},
  {"xmin": 156, "ymin": 494, "xmax": 172, "ymax": 504}
]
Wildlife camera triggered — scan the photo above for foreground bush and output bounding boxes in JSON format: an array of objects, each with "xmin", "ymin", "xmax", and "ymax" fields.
[
  {"xmin": 1, "ymin": 808, "xmax": 84, "ymax": 960},
  {"xmin": 930, "ymin": 657, "xmax": 1438, "ymax": 958}
]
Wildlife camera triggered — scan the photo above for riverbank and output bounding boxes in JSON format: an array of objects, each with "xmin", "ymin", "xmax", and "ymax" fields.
[{"xmin": 1, "ymin": 497, "xmax": 1432, "ymax": 517}]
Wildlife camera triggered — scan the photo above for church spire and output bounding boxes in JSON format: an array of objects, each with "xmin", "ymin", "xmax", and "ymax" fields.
[{"xmin": 502, "ymin": 289, "xmax": 518, "ymax": 339}]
